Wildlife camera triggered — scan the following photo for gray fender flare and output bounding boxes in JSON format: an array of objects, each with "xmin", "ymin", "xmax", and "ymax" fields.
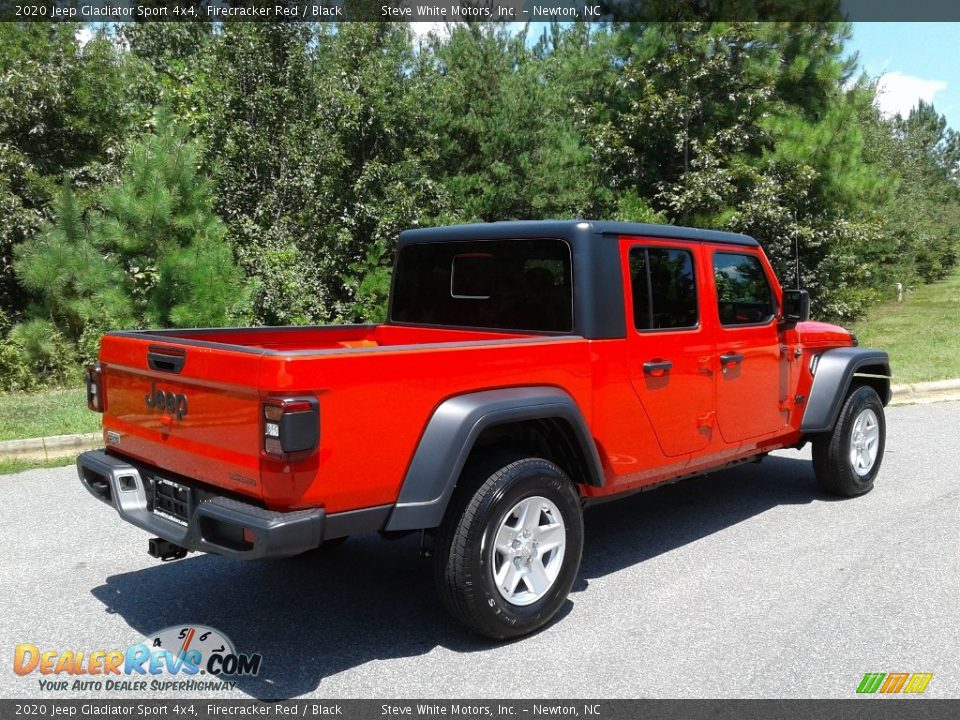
[
  {"xmin": 800, "ymin": 347, "xmax": 891, "ymax": 433},
  {"xmin": 384, "ymin": 387, "xmax": 603, "ymax": 532}
]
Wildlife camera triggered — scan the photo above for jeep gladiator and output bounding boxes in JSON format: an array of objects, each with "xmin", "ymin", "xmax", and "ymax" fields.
[{"xmin": 77, "ymin": 220, "xmax": 891, "ymax": 639}]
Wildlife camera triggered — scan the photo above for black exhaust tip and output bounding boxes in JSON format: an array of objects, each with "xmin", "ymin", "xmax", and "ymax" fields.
[{"xmin": 148, "ymin": 537, "xmax": 188, "ymax": 561}]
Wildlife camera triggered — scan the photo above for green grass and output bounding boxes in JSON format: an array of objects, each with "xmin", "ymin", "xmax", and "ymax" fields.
[
  {"xmin": 0, "ymin": 386, "xmax": 100, "ymax": 442},
  {"xmin": 851, "ymin": 270, "xmax": 960, "ymax": 384},
  {"xmin": 0, "ymin": 456, "xmax": 75, "ymax": 476}
]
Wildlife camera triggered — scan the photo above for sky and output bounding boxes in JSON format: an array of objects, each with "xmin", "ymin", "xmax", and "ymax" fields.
[{"xmin": 848, "ymin": 23, "xmax": 960, "ymax": 130}]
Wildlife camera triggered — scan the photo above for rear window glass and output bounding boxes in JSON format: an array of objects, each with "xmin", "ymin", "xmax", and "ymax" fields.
[
  {"xmin": 629, "ymin": 247, "xmax": 698, "ymax": 330},
  {"xmin": 391, "ymin": 239, "xmax": 573, "ymax": 333}
]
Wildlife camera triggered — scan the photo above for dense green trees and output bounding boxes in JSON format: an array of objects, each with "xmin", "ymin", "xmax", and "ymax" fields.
[
  {"xmin": 0, "ymin": 24, "xmax": 140, "ymax": 318},
  {"xmin": 11, "ymin": 114, "xmax": 252, "ymax": 382},
  {"xmin": 1, "ymin": 21, "xmax": 958, "ymax": 389}
]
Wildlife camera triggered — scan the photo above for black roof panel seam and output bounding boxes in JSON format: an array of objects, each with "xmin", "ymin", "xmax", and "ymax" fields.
[{"xmin": 398, "ymin": 220, "xmax": 758, "ymax": 248}]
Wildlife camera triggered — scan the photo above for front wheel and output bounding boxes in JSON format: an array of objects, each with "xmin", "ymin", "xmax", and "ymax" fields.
[
  {"xmin": 813, "ymin": 385, "xmax": 886, "ymax": 497},
  {"xmin": 434, "ymin": 456, "xmax": 584, "ymax": 640}
]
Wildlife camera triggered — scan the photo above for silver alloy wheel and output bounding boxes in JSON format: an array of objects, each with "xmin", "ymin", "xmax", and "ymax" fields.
[
  {"xmin": 849, "ymin": 407, "xmax": 881, "ymax": 476},
  {"xmin": 491, "ymin": 495, "xmax": 566, "ymax": 607}
]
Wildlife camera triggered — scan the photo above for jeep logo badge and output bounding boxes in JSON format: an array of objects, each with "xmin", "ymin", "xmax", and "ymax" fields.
[{"xmin": 145, "ymin": 382, "xmax": 189, "ymax": 420}]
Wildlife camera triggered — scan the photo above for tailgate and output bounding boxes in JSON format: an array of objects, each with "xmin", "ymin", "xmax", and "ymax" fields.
[{"xmin": 99, "ymin": 334, "xmax": 266, "ymax": 499}]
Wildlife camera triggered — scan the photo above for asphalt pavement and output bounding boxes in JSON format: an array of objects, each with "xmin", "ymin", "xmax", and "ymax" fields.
[{"xmin": 2, "ymin": 401, "xmax": 958, "ymax": 700}]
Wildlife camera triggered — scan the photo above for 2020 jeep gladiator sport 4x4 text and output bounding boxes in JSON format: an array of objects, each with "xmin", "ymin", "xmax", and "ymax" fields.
[{"xmin": 78, "ymin": 220, "xmax": 891, "ymax": 639}]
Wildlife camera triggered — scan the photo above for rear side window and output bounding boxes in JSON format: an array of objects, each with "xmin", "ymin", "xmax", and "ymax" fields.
[
  {"xmin": 629, "ymin": 247, "xmax": 698, "ymax": 331},
  {"xmin": 391, "ymin": 239, "xmax": 572, "ymax": 333},
  {"xmin": 712, "ymin": 252, "xmax": 776, "ymax": 326}
]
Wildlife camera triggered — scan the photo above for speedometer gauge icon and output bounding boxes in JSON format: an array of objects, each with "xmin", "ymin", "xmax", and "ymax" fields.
[{"xmin": 145, "ymin": 625, "xmax": 235, "ymax": 665}]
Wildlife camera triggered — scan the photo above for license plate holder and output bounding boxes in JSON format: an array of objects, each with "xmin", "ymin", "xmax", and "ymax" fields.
[{"xmin": 153, "ymin": 477, "xmax": 192, "ymax": 527}]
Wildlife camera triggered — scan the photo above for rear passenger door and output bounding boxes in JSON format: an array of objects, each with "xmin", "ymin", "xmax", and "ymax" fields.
[
  {"xmin": 709, "ymin": 247, "xmax": 789, "ymax": 442},
  {"xmin": 622, "ymin": 239, "xmax": 714, "ymax": 457}
]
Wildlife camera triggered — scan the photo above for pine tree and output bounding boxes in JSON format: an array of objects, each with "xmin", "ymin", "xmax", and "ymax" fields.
[
  {"xmin": 94, "ymin": 111, "xmax": 253, "ymax": 328},
  {"xmin": 14, "ymin": 181, "xmax": 132, "ymax": 343},
  {"xmin": 14, "ymin": 112, "xmax": 252, "ymax": 373}
]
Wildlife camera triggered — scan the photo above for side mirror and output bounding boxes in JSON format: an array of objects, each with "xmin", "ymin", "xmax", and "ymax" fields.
[{"xmin": 781, "ymin": 289, "xmax": 810, "ymax": 324}]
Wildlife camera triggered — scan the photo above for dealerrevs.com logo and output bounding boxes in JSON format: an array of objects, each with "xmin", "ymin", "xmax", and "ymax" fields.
[{"xmin": 13, "ymin": 625, "xmax": 261, "ymax": 693}]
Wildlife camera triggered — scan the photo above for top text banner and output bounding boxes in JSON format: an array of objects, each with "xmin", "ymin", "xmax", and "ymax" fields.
[{"xmin": 2, "ymin": 0, "xmax": 959, "ymax": 22}]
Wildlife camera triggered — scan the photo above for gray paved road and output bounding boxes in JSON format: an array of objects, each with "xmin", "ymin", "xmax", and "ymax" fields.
[{"xmin": 1, "ymin": 401, "xmax": 958, "ymax": 700}]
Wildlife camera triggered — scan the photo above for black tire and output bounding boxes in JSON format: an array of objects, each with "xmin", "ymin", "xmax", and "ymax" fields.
[
  {"xmin": 812, "ymin": 385, "xmax": 886, "ymax": 497},
  {"xmin": 434, "ymin": 455, "xmax": 584, "ymax": 640}
]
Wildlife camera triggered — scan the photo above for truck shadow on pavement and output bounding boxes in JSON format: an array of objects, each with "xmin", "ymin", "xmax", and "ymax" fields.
[
  {"xmin": 578, "ymin": 452, "xmax": 821, "ymax": 583},
  {"xmin": 90, "ymin": 453, "xmax": 820, "ymax": 700}
]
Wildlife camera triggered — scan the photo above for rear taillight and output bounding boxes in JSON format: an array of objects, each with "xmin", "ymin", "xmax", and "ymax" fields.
[
  {"xmin": 262, "ymin": 397, "xmax": 319, "ymax": 458},
  {"xmin": 85, "ymin": 363, "xmax": 104, "ymax": 413}
]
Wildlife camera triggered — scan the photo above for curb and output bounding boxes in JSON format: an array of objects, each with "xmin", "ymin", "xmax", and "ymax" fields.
[
  {"xmin": 0, "ymin": 432, "xmax": 101, "ymax": 462},
  {"xmin": 0, "ymin": 378, "xmax": 957, "ymax": 464},
  {"xmin": 889, "ymin": 378, "xmax": 960, "ymax": 406}
]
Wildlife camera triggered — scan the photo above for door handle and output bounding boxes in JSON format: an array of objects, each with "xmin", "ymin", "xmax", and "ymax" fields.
[
  {"xmin": 147, "ymin": 346, "xmax": 186, "ymax": 374},
  {"xmin": 719, "ymin": 352, "xmax": 744, "ymax": 366},
  {"xmin": 643, "ymin": 360, "xmax": 673, "ymax": 375}
]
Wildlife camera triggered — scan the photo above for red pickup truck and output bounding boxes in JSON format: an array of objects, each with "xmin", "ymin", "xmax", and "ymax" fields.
[{"xmin": 78, "ymin": 220, "xmax": 890, "ymax": 639}]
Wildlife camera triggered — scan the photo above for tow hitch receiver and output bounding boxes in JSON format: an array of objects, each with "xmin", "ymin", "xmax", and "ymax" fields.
[{"xmin": 148, "ymin": 538, "xmax": 188, "ymax": 561}]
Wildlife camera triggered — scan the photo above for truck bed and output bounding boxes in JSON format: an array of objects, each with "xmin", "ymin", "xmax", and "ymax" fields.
[
  {"xmin": 98, "ymin": 323, "xmax": 591, "ymax": 514},
  {"xmin": 113, "ymin": 323, "xmax": 537, "ymax": 352}
]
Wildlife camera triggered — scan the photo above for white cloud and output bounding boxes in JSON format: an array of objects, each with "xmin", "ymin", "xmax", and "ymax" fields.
[
  {"xmin": 874, "ymin": 71, "xmax": 947, "ymax": 118},
  {"xmin": 409, "ymin": 22, "xmax": 460, "ymax": 43},
  {"xmin": 76, "ymin": 26, "xmax": 94, "ymax": 47},
  {"xmin": 408, "ymin": 20, "xmax": 530, "ymax": 44},
  {"xmin": 409, "ymin": 22, "xmax": 444, "ymax": 40}
]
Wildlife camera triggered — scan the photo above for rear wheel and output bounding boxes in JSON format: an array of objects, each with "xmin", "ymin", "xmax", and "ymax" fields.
[
  {"xmin": 434, "ymin": 456, "xmax": 583, "ymax": 640},
  {"xmin": 813, "ymin": 386, "xmax": 886, "ymax": 497}
]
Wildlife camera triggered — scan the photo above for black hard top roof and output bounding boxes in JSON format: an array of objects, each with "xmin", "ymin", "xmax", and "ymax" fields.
[{"xmin": 398, "ymin": 220, "xmax": 759, "ymax": 248}]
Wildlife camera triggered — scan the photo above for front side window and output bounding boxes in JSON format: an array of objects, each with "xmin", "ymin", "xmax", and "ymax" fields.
[
  {"xmin": 629, "ymin": 247, "xmax": 698, "ymax": 331},
  {"xmin": 712, "ymin": 252, "xmax": 776, "ymax": 326},
  {"xmin": 391, "ymin": 238, "xmax": 572, "ymax": 333}
]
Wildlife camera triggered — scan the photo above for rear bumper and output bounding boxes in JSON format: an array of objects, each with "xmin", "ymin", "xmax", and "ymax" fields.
[{"xmin": 77, "ymin": 449, "xmax": 324, "ymax": 560}]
